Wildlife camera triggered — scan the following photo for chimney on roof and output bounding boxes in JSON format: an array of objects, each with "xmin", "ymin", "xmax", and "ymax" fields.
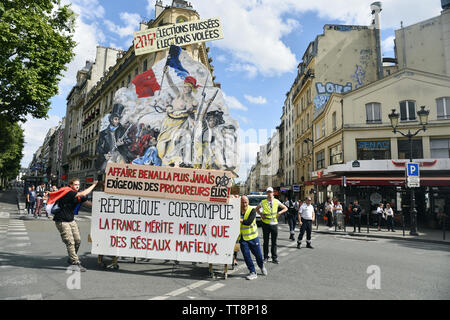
[{"xmin": 155, "ymin": 0, "xmax": 164, "ymax": 19}]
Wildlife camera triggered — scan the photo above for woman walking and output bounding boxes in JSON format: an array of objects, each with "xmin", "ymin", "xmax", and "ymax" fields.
[{"xmin": 385, "ymin": 203, "xmax": 395, "ymax": 232}]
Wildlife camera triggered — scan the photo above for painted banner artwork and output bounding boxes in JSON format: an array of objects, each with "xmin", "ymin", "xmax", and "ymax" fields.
[
  {"xmin": 90, "ymin": 192, "xmax": 240, "ymax": 264},
  {"xmin": 104, "ymin": 162, "xmax": 233, "ymax": 204},
  {"xmin": 94, "ymin": 44, "xmax": 239, "ymax": 175},
  {"xmin": 134, "ymin": 18, "xmax": 224, "ymax": 56}
]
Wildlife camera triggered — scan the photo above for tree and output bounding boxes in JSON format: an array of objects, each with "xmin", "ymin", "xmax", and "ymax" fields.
[
  {"xmin": 0, "ymin": 0, "xmax": 76, "ymax": 123},
  {"xmin": 0, "ymin": 118, "xmax": 24, "ymax": 189}
]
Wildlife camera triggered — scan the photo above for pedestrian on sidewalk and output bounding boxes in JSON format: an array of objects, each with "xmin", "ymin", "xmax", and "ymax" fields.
[
  {"xmin": 297, "ymin": 197, "xmax": 316, "ymax": 249},
  {"xmin": 50, "ymin": 178, "xmax": 98, "ymax": 272},
  {"xmin": 376, "ymin": 202, "xmax": 384, "ymax": 231},
  {"xmin": 351, "ymin": 200, "xmax": 362, "ymax": 233},
  {"xmin": 285, "ymin": 196, "xmax": 299, "ymax": 241},
  {"xmin": 385, "ymin": 203, "xmax": 395, "ymax": 232},
  {"xmin": 34, "ymin": 183, "xmax": 45, "ymax": 217},
  {"xmin": 26, "ymin": 186, "xmax": 36, "ymax": 216},
  {"xmin": 255, "ymin": 187, "xmax": 288, "ymax": 264},
  {"xmin": 239, "ymin": 195, "xmax": 267, "ymax": 280},
  {"xmin": 324, "ymin": 197, "xmax": 334, "ymax": 230},
  {"xmin": 333, "ymin": 200, "xmax": 343, "ymax": 230}
]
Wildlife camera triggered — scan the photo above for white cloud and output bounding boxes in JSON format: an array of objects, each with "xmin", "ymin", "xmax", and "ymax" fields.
[
  {"xmin": 105, "ymin": 12, "xmax": 141, "ymax": 38},
  {"xmin": 244, "ymin": 95, "xmax": 267, "ymax": 104},
  {"xmin": 223, "ymin": 93, "xmax": 248, "ymax": 111},
  {"xmin": 190, "ymin": 0, "xmax": 441, "ymax": 78},
  {"xmin": 382, "ymin": 35, "xmax": 395, "ymax": 56},
  {"xmin": 20, "ymin": 115, "xmax": 62, "ymax": 167},
  {"xmin": 58, "ymin": 0, "xmax": 107, "ymax": 90}
]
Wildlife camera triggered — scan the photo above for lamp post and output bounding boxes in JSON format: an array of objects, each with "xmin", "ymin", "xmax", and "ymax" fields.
[{"xmin": 388, "ymin": 105, "xmax": 429, "ymax": 236}]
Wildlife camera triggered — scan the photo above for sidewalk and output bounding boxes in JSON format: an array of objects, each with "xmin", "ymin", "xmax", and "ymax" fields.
[
  {"xmin": 7, "ymin": 188, "xmax": 91, "ymax": 221},
  {"xmin": 311, "ymin": 221, "xmax": 450, "ymax": 245}
]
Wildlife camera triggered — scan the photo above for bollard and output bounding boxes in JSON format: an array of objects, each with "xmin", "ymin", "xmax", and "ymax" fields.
[
  {"xmin": 402, "ymin": 214, "xmax": 405, "ymax": 237},
  {"xmin": 443, "ymin": 216, "xmax": 447, "ymax": 241},
  {"xmin": 367, "ymin": 210, "xmax": 370, "ymax": 234}
]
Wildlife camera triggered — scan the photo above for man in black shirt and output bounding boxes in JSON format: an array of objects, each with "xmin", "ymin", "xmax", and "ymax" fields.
[
  {"xmin": 54, "ymin": 178, "xmax": 98, "ymax": 272},
  {"xmin": 350, "ymin": 200, "xmax": 362, "ymax": 233}
]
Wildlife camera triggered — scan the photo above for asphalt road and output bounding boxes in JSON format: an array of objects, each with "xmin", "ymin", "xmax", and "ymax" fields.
[{"xmin": 1, "ymin": 211, "xmax": 449, "ymax": 300}]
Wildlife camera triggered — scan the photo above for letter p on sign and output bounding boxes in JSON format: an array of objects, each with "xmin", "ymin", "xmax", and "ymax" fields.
[{"xmin": 407, "ymin": 163, "xmax": 419, "ymax": 177}]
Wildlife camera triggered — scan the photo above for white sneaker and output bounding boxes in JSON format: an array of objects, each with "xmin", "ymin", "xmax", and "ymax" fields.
[
  {"xmin": 261, "ymin": 267, "xmax": 268, "ymax": 276},
  {"xmin": 246, "ymin": 272, "xmax": 257, "ymax": 280}
]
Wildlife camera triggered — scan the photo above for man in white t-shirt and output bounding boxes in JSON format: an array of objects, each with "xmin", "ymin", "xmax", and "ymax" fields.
[{"xmin": 297, "ymin": 197, "xmax": 316, "ymax": 249}]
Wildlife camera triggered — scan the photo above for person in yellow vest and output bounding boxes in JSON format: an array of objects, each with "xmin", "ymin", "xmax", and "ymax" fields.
[
  {"xmin": 255, "ymin": 187, "xmax": 288, "ymax": 264},
  {"xmin": 239, "ymin": 195, "xmax": 267, "ymax": 280}
]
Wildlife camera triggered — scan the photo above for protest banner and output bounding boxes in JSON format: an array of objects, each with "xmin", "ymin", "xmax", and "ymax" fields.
[
  {"xmin": 134, "ymin": 17, "xmax": 224, "ymax": 56},
  {"xmin": 104, "ymin": 162, "xmax": 233, "ymax": 204},
  {"xmin": 90, "ymin": 192, "xmax": 240, "ymax": 264}
]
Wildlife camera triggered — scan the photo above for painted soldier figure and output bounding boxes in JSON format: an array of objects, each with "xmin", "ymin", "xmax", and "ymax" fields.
[{"xmin": 95, "ymin": 103, "xmax": 134, "ymax": 171}]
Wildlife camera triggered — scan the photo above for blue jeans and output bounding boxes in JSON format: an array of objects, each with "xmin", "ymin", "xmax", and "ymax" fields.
[{"xmin": 240, "ymin": 237, "xmax": 264, "ymax": 273}]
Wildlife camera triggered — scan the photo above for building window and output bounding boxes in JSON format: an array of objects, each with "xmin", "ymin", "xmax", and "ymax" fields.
[
  {"xmin": 399, "ymin": 100, "xmax": 416, "ymax": 121},
  {"xmin": 366, "ymin": 102, "xmax": 381, "ymax": 123},
  {"xmin": 143, "ymin": 59, "xmax": 148, "ymax": 71},
  {"xmin": 357, "ymin": 140, "xmax": 391, "ymax": 160},
  {"xmin": 329, "ymin": 144, "xmax": 342, "ymax": 165},
  {"xmin": 332, "ymin": 112, "xmax": 337, "ymax": 131},
  {"xmin": 430, "ymin": 138, "xmax": 450, "ymax": 158},
  {"xmin": 436, "ymin": 97, "xmax": 450, "ymax": 120},
  {"xmin": 398, "ymin": 139, "xmax": 423, "ymax": 159},
  {"xmin": 316, "ymin": 150, "xmax": 325, "ymax": 170}
]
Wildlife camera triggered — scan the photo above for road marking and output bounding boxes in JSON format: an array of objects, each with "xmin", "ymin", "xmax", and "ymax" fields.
[
  {"xmin": 149, "ymin": 280, "xmax": 210, "ymax": 300},
  {"xmin": 0, "ymin": 212, "xmax": 10, "ymax": 219},
  {"xmin": 204, "ymin": 283, "xmax": 225, "ymax": 292},
  {"xmin": 7, "ymin": 232, "xmax": 28, "ymax": 236},
  {"xmin": 4, "ymin": 294, "xmax": 43, "ymax": 300}
]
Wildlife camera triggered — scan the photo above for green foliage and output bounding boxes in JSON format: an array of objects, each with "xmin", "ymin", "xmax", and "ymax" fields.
[
  {"xmin": 0, "ymin": 0, "xmax": 77, "ymax": 122},
  {"xmin": 0, "ymin": 118, "xmax": 24, "ymax": 185}
]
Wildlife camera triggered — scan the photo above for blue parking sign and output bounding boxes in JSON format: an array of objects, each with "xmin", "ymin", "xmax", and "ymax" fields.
[{"xmin": 407, "ymin": 163, "xmax": 419, "ymax": 177}]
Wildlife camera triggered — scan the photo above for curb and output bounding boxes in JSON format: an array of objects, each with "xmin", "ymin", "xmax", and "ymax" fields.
[{"xmin": 313, "ymin": 230, "xmax": 450, "ymax": 246}]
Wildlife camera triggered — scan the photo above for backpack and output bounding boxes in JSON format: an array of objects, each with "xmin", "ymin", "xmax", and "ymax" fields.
[{"xmin": 288, "ymin": 200, "xmax": 297, "ymax": 215}]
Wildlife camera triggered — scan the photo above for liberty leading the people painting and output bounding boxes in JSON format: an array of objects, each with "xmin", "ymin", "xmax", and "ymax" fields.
[{"xmin": 94, "ymin": 45, "xmax": 239, "ymax": 176}]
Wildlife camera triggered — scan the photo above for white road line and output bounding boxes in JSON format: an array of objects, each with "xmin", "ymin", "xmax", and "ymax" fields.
[
  {"xmin": 6, "ymin": 236, "xmax": 30, "ymax": 241},
  {"xmin": 5, "ymin": 242, "xmax": 31, "ymax": 248},
  {"xmin": 7, "ymin": 232, "xmax": 28, "ymax": 236},
  {"xmin": 4, "ymin": 294, "xmax": 43, "ymax": 300},
  {"xmin": 204, "ymin": 283, "xmax": 225, "ymax": 292},
  {"xmin": 149, "ymin": 280, "xmax": 210, "ymax": 300}
]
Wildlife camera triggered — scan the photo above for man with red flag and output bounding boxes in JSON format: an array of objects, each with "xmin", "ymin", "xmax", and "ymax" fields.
[{"xmin": 47, "ymin": 178, "xmax": 98, "ymax": 271}]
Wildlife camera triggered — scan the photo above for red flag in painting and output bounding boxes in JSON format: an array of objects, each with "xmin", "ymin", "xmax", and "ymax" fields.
[{"xmin": 132, "ymin": 68, "xmax": 161, "ymax": 98}]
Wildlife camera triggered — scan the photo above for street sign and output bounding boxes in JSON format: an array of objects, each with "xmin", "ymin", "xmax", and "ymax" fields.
[
  {"xmin": 406, "ymin": 162, "xmax": 420, "ymax": 188},
  {"xmin": 406, "ymin": 162, "xmax": 419, "ymax": 177}
]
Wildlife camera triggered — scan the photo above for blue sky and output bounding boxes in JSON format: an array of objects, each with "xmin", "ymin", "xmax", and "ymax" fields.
[{"xmin": 21, "ymin": 0, "xmax": 443, "ymax": 182}]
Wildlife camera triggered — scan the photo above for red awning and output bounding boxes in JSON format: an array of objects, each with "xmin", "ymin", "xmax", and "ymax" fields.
[{"xmin": 312, "ymin": 176, "xmax": 450, "ymax": 187}]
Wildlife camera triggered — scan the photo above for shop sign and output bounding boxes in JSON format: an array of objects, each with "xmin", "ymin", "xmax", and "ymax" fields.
[{"xmin": 357, "ymin": 140, "xmax": 390, "ymax": 151}]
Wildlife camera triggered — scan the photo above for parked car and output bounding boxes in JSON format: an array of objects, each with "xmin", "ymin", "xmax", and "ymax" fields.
[{"xmin": 247, "ymin": 194, "xmax": 267, "ymax": 226}]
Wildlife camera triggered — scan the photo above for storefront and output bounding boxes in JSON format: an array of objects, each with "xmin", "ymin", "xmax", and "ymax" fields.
[{"xmin": 312, "ymin": 159, "xmax": 450, "ymax": 229}]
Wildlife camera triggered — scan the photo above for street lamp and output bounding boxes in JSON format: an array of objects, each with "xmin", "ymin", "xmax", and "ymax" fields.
[{"xmin": 388, "ymin": 105, "xmax": 429, "ymax": 236}]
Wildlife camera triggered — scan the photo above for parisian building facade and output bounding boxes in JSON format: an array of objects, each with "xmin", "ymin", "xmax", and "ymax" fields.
[
  {"xmin": 61, "ymin": 0, "xmax": 217, "ymax": 189},
  {"xmin": 246, "ymin": 2, "xmax": 450, "ymax": 229}
]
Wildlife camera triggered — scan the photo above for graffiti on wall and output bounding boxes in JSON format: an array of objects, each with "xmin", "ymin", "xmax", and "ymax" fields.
[{"xmin": 313, "ymin": 81, "xmax": 352, "ymax": 109}]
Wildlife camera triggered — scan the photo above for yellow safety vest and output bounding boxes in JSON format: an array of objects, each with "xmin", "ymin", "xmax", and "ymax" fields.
[
  {"xmin": 239, "ymin": 206, "xmax": 258, "ymax": 241},
  {"xmin": 261, "ymin": 199, "xmax": 279, "ymax": 224}
]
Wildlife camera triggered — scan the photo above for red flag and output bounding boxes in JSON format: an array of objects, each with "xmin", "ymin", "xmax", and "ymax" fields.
[{"xmin": 132, "ymin": 68, "xmax": 161, "ymax": 98}]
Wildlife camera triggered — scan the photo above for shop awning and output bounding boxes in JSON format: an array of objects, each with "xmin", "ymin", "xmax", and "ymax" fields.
[{"xmin": 312, "ymin": 176, "xmax": 450, "ymax": 187}]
